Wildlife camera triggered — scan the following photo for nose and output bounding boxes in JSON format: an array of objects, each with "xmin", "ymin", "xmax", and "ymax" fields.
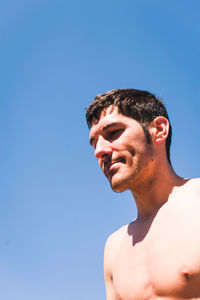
[{"xmin": 94, "ymin": 136, "xmax": 112, "ymax": 160}]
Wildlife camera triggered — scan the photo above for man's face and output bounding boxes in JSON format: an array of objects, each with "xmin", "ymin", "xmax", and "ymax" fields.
[{"xmin": 89, "ymin": 106, "xmax": 156, "ymax": 193}]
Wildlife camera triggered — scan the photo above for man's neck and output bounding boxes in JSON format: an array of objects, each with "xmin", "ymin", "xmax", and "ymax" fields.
[{"xmin": 130, "ymin": 163, "xmax": 186, "ymax": 220}]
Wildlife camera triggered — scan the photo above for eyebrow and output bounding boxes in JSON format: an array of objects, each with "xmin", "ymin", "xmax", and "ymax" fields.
[
  {"xmin": 89, "ymin": 122, "xmax": 121, "ymax": 146},
  {"xmin": 102, "ymin": 122, "xmax": 119, "ymax": 131}
]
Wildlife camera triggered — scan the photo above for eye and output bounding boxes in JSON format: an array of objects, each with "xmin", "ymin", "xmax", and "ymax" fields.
[{"xmin": 107, "ymin": 129, "xmax": 123, "ymax": 140}]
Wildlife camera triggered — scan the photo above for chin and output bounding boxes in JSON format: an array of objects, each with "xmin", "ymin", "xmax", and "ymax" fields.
[{"xmin": 109, "ymin": 177, "xmax": 130, "ymax": 193}]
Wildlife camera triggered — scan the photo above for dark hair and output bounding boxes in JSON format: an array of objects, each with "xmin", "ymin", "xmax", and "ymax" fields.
[{"xmin": 86, "ymin": 89, "xmax": 172, "ymax": 164}]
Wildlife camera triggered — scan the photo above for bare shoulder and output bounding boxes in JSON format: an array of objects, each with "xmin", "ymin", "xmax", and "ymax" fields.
[
  {"xmin": 175, "ymin": 178, "xmax": 200, "ymax": 210},
  {"xmin": 188, "ymin": 177, "xmax": 200, "ymax": 187},
  {"xmin": 184, "ymin": 178, "xmax": 200, "ymax": 195},
  {"xmin": 104, "ymin": 224, "xmax": 128, "ymax": 255},
  {"xmin": 106, "ymin": 224, "xmax": 127, "ymax": 244}
]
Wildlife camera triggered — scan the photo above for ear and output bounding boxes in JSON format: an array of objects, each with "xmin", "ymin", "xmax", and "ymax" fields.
[{"xmin": 149, "ymin": 116, "xmax": 169, "ymax": 143}]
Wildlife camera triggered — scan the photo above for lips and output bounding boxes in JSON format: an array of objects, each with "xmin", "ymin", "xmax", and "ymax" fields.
[{"xmin": 104, "ymin": 158, "xmax": 125, "ymax": 177}]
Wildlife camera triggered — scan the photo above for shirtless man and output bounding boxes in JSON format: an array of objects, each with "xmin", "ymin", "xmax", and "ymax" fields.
[{"xmin": 86, "ymin": 89, "xmax": 200, "ymax": 300}]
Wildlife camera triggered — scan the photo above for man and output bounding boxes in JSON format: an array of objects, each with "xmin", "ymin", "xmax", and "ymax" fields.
[{"xmin": 86, "ymin": 89, "xmax": 200, "ymax": 300}]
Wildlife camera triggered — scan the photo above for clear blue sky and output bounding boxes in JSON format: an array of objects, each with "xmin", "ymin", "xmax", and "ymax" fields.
[{"xmin": 0, "ymin": 1, "xmax": 200, "ymax": 299}]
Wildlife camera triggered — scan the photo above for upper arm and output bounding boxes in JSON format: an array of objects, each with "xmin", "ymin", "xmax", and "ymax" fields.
[
  {"xmin": 104, "ymin": 227, "xmax": 127, "ymax": 300},
  {"xmin": 104, "ymin": 236, "xmax": 118, "ymax": 300}
]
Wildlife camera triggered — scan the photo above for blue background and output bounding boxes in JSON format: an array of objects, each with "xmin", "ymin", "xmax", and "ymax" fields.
[{"xmin": 1, "ymin": 1, "xmax": 199, "ymax": 299}]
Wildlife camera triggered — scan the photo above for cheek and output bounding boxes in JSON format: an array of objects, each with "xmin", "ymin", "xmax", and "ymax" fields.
[
  {"xmin": 125, "ymin": 139, "xmax": 144, "ymax": 157},
  {"xmin": 124, "ymin": 140, "xmax": 149, "ymax": 162},
  {"xmin": 127, "ymin": 146, "xmax": 135, "ymax": 157},
  {"xmin": 98, "ymin": 159, "xmax": 104, "ymax": 171}
]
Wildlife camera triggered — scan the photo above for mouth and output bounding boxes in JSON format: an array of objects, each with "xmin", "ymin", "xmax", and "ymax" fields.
[{"xmin": 104, "ymin": 158, "xmax": 125, "ymax": 177}]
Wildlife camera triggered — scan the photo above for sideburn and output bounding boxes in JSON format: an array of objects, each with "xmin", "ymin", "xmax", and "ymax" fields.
[{"xmin": 141, "ymin": 124, "xmax": 152, "ymax": 145}]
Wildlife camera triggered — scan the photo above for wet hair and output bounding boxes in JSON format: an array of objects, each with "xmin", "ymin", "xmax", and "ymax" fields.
[{"xmin": 86, "ymin": 89, "xmax": 172, "ymax": 164}]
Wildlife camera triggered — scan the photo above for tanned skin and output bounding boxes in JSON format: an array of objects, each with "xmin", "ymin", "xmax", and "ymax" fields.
[{"xmin": 89, "ymin": 106, "xmax": 200, "ymax": 300}]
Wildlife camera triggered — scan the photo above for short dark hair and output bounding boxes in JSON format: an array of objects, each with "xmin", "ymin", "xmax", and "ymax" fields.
[{"xmin": 86, "ymin": 89, "xmax": 172, "ymax": 164}]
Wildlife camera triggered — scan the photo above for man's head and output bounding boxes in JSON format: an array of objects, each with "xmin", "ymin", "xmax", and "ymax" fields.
[{"xmin": 86, "ymin": 89, "xmax": 172, "ymax": 164}]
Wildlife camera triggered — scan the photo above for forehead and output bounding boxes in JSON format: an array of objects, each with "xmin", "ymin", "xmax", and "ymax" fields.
[
  {"xmin": 90, "ymin": 106, "xmax": 124, "ymax": 131},
  {"xmin": 91, "ymin": 105, "xmax": 119, "ymax": 126}
]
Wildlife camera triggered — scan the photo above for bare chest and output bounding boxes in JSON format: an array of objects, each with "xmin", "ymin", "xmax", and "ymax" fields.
[{"xmin": 112, "ymin": 207, "xmax": 200, "ymax": 300}]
